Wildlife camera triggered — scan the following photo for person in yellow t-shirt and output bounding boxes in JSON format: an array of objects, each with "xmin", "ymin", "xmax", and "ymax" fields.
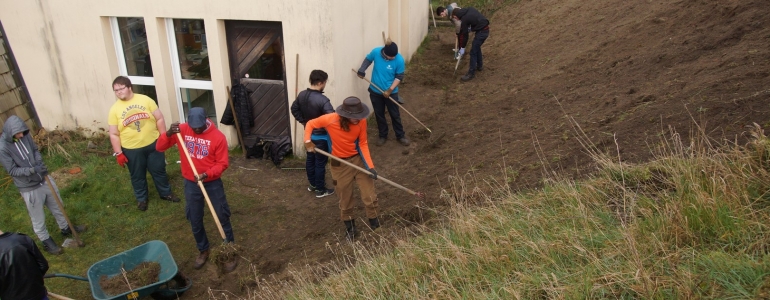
[{"xmin": 108, "ymin": 76, "xmax": 179, "ymax": 211}]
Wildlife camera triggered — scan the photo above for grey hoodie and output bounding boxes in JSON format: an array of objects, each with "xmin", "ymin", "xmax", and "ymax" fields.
[{"xmin": 0, "ymin": 116, "xmax": 46, "ymax": 192}]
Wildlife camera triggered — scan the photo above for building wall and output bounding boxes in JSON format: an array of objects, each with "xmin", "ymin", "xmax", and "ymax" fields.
[{"xmin": 0, "ymin": 0, "xmax": 427, "ymax": 154}]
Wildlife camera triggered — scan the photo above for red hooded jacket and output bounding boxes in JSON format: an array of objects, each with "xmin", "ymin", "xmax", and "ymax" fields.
[{"xmin": 156, "ymin": 119, "xmax": 229, "ymax": 182}]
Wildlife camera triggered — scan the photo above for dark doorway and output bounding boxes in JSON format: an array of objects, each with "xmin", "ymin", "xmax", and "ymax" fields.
[{"xmin": 225, "ymin": 20, "xmax": 290, "ymax": 146}]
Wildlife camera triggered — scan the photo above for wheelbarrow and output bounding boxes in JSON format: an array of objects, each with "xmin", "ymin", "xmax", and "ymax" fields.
[{"xmin": 44, "ymin": 240, "xmax": 192, "ymax": 300}]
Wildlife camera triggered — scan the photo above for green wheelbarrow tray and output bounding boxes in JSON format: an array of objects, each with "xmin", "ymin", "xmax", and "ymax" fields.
[{"xmin": 44, "ymin": 240, "xmax": 192, "ymax": 300}]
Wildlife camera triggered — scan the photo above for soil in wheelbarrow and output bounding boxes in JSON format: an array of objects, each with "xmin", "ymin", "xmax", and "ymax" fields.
[{"xmin": 99, "ymin": 262, "xmax": 161, "ymax": 296}]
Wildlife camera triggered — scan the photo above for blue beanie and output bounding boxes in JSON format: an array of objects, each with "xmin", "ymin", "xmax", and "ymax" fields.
[{"xmin": 188, "ymin": 107, "xmax": 207, "ymax": 128}]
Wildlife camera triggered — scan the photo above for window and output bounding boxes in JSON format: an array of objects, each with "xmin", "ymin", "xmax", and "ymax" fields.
[
  {"xmin": 110, "ymin": 17, "xmax": 156, "ymax": 101},
  {"xmin": 167, "ymin": 19, "xmax": 216, "ymax": 123}
]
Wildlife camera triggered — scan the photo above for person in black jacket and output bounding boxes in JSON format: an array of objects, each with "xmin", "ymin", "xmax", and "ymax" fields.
[
  {"xmin": 0, "ymin": 230, "xmax": 50, "ymax": 300},
  {"xmin": 453, "ymin": 7, "xmax": 490, "ymax": 82},
  {"xmin": 290, "ymin": 70, "xmax": 336, "ymax": 198}
]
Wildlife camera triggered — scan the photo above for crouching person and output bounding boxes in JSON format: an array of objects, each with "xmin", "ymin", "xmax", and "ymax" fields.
[{"xmin": 156, "ymin": 107, "xmax": 238, "ymax": 273}]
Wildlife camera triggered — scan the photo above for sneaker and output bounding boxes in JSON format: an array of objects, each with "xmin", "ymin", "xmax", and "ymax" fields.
[
  {"xmin": 42, "ymin": 237, "xmax": 63, "ymax": 255},
  {"xmin": 161, "ymin": 194, "xmax": 181, "ymax": 202},
  {"xmin": 315, "ymin": 188, "xmax": 335, "ymax": 198},
  {"xmin": 376, "ymin": 137, "xmax": 387, "ymax": 146},
  {"xmin": 461, "ymin": 73, "xmax": 475, "ymax": 82},
  {"xmin": 307, "ymin": 185, "xmax": 316, "ymax": 192},
  {"xmin": 137, "ymin": 201, "xmax": 148, "ymax": 211},
  {"xmin": 397, "ymin": 137, "xmax": 411, "ymax": 146},
  {"xmin": 477, "ymin": 66, "xmax": 483, "ymax": 72},
  {"xmin": 61, "ymin": 225, "xmax": 87, "ymax": 237}
]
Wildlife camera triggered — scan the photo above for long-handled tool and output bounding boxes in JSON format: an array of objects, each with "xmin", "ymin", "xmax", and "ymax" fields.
[
  {"xmin": 313, "ymin": 148, "xmax": 425, "ymax": 199},
  {"xmin": 429, "ymin": 3, "xmax": 436, "ymax": 28},
  {"xmin": 293, "ymin": 53, "xmax": 301, "ymax": 152},
  {"xmin": 45, "ymin": 177, "xmax": 84, "ymax": 247},
  {"xmin": 176, "ymin": 133, "xmax": 226, "ymax": 241},
  {"xmin": 453, "ymin": 55, "xmax": 462, "ymax": 76},
  {"xmin": 226, "ymin": 86, "xmax": 247, "ymax": 158},
  {"xmin": 351, "ymin": 69, "xmax": 431, "ymax": 133}
]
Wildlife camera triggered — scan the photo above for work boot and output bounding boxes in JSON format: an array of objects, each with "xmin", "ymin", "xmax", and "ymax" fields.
[
  {"xmin": 477, "ymin": 66, "xmax": 483, "ymax": 72},
  {"xmin": 461, "ymin": 72, "xmax": 475, "ymax": 82},
  {"xmin": 161, "ymin": 193, "xmax": 181, "ymax": 202},
  {"xmin": 193, "ymin": 249, "xmax": 210, "ymax": 269},
  {"xmin": 315, "ymin": 188, "xmax": 335, "ymax": 198},
  {"xmin": 137, "ymin": 201, "xmax": 148, "ymax": 211},
  {"xmin": 344, "ymin": 220, "xmax": 358, "ymax": 241},
  {"xmin": 42, "ymin": 237, "xmax": 63, "ymax": 255},
  {"xmin": 61, "ymin": 225, "xmax": 87, "ymax": 237},
  {"xmin": 376, "ymin": 137, "xmax": 387, "ymax": 146},
  {"xmin": 223, "ymin": 256, "xmax": 239, "ymax": 274},
  {"xmin": 397, "ymin": 137, "xmax": 411, "ymax": 146},
  {"xmin": 369, "ymin": 218, "xmax": 381, "ymax": 230}
]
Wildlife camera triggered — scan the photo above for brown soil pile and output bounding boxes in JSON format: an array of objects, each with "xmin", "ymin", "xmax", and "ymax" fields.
[{"xmin": 99, "ymin": 262, "xmax": 161, "ymax": 296}]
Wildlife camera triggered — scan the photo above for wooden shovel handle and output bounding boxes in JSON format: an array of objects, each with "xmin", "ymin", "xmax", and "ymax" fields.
[
  {"xmin": 45, "ymin": 177, "xmax": 82, "ymax": 246},
  {"xmin": 313, "ymin": 148, "xmax": 418, "ymax": 196},
  {"xmin": 176, "ymin": 133, "xmax": 227, "ymax": 240},
  {"xmin": 351, "ymin": 69, "xmax": 431, "ymax": 133}
]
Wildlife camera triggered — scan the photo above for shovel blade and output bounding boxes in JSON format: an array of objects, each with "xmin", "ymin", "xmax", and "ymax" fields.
[{"xmin": 61, "ymin": 238, "xmax": 84, "ymax": 248}]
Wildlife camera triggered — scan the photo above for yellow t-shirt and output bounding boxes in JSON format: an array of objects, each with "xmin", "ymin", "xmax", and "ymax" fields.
[{"xmin": 108, "ymin": 94, "xmax": 161, "ymax": 149}]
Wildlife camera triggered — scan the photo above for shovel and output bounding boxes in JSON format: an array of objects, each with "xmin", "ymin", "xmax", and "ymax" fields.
[
  {"xmin": 45, "ymin": 176, "xmax": 84, "ymax": 248},
  {"xmin": 313, "ymin": 148, "xmax": 425, "ymax": 199},
  {"xmin": 176, "ymin": 133, "xmax": 227, "ymax": 241},
  {"xmin": 351, "ymin": 69, "xmax": 431, "ymax": 133}
]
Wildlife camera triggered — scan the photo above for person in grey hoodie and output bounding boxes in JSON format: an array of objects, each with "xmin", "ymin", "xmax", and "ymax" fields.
[{"xmin": 0, "ymin": 115, "xmax": 85, "ymax": 255}]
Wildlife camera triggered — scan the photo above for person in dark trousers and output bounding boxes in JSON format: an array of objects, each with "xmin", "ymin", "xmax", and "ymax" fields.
[
  {"xmin": 0, "ymin": 229, "xmax": 51, "ymax": 300},
  {"xmin": 108, "ymin": 76, "xmax": 180, "ymax": 211},
  {"xmin": 291, "ymin": 70, "xmax": 336, "ymax": 198},
  {"xmin": 0, "ymin": 115, "xmax": 86, "ymax": 255},
  {"xmin": 453, "ymin": 7, "xmax": 490, "ymax": 82},
  {"xmin": 304, "ymin": 97, "xmax": 380, "ymax": 241},
  {"xmin": 357, "ymin": 39, "xmax": 411, "ymax": 147},
  {"xmin": 156, "ymin": 107, "xmax": 238, "ymax": 273}
]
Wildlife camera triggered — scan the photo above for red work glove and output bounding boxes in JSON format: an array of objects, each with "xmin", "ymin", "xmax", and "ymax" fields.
[{"xmin": 116, "ymin": 153, "xmax": 128, "ymax": 168}]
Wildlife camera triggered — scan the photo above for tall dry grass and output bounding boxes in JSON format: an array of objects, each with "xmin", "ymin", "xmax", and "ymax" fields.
[{"xmin": 225, "ymin": 123, "xmax": 770, "ymax": 299}]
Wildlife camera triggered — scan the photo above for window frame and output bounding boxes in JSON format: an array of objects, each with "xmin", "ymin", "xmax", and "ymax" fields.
[
  {"xmin": 165, "ymin": 18, "xmax": 214, "ymax": 121},
  {"xmin": 109, "ymin": 17, "xmax": 155, "ymax": 86}
]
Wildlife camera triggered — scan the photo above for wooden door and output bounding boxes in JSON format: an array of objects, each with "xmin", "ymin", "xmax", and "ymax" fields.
[{"xmin": 225, "ymin": 20, "xmax": 290, "ymax": 144}]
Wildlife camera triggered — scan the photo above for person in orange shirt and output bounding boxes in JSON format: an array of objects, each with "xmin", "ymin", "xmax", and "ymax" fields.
[{"xmin": 303, "ymin": 97, "xmax": 379, "ymax": 241}]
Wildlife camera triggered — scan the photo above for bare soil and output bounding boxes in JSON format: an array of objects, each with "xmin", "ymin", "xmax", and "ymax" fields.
[{"xmin": 180, "ymin": 0, "xmax": 770, "ymax": 297}]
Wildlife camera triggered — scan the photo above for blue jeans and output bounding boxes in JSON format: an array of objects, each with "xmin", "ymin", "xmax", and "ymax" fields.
[
  {"xmin": 469, "ymin": 29, "xmax": 489, "ymax": 74},
  {"xmin": 123, "ymin": 140, "xmax": 171, "ymax": 203},
  {"xmin": 184, "ymin": 178, "xmax": 234, "ymax": 252},
  {"xmin": 368, "ymin": 88, "xmax": 405, "ymax": 139},
  {"xmin": 306, "ymin": 139, "xmax": 329, "ymax": 190}
]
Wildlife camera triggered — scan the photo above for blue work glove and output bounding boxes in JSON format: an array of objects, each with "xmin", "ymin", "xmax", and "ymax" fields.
[
  {"xmin": 368, "ymin": 168, "xmax": 378, "ymax": 180},
  {"xmin": 456, "ymin": 48, "xmax": 465, "ymax": 60}
]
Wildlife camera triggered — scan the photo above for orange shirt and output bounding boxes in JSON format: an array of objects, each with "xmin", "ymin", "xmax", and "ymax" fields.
[{"xmin": 304, "ymin": 113, "xmax": 375, "ymax": 169}]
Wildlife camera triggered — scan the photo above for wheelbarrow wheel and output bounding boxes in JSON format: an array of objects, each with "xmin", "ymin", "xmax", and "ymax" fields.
[{"xmin": 150, "ymin": 271, "xmax": 192, "ymax": 300}]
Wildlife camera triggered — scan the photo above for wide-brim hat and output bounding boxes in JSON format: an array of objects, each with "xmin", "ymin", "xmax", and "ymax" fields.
[{"xmin": 336, "ymin": 97, "xmax": 370, "ymax": 119}]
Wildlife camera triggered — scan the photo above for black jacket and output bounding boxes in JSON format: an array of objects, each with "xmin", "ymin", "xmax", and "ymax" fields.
[
  {"xmin": 0, "ymin": 232, "xmax": 49, "ymax": 300},
  {"xmin": 455, "ymin": 7, "xmax": 490, "ymax": 49},
  {"xmin": 290, "ymin": 89, "xmax": 334, "ymax": 136},
  {"xmin": 220, "ymin": 83, "xmax": 253, "ymax": 137}
]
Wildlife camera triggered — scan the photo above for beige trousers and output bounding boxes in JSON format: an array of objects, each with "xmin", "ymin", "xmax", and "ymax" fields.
[{"xmin": 330, "ymin": 155, "xmax": 378, "ymax": 221}]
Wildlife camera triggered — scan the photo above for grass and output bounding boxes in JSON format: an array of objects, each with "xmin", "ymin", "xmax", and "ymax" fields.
[
  {"xmin": 229, "ymin": 122, "xmax": 770, "ymax": 299},
  {"xmin": 0, "ymin": 134, "xmax": 253, "ymax": 299}
]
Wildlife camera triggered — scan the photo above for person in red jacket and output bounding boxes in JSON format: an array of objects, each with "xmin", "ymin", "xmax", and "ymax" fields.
[
  {"xmin": 304, "ymin": 97, "xmax": 380, "ymax": 241},
  {"xmin": 156, "ymin": 107, "xmax": 237, "ymax": 273}
]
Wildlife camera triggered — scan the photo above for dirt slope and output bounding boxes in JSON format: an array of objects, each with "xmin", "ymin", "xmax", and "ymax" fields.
[{"xmin": 183, "ymin": 0, "xmax": 770, "ymax": 297}]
